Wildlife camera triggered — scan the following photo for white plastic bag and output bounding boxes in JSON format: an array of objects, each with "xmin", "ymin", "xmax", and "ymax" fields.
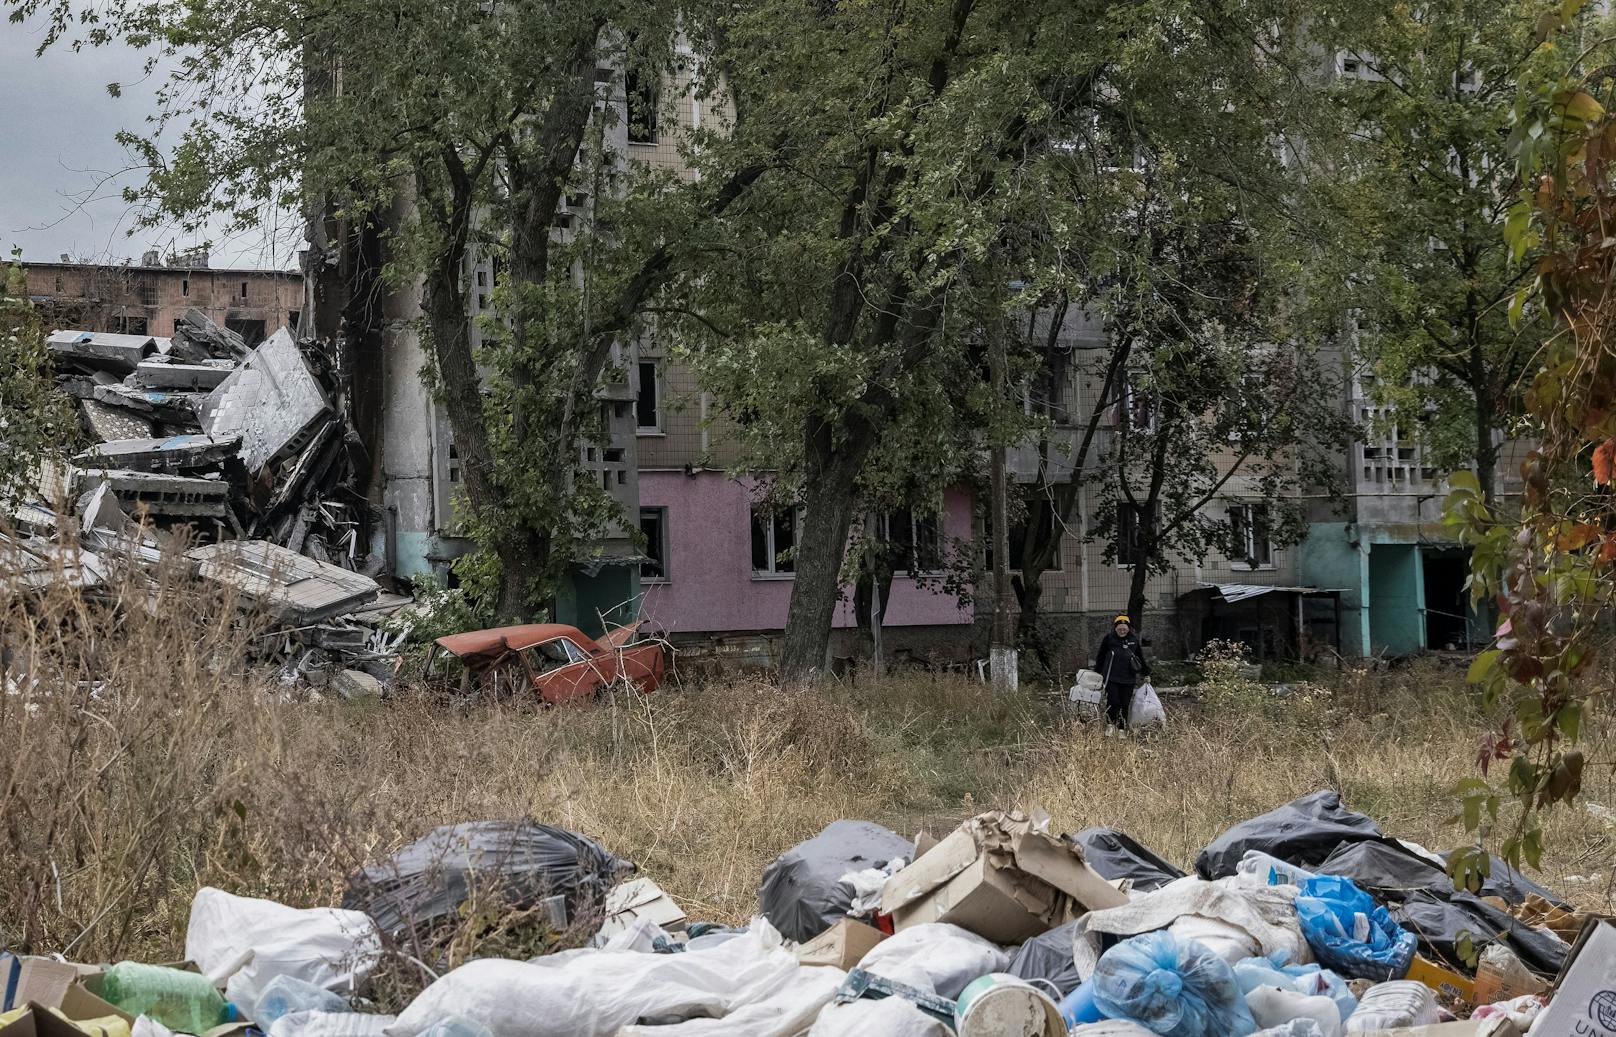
[
  {"xmin": 855, "ymin": 923, "xmax": 1008, "ymax": 1000},
  {"xmin": 1343, "ymin": 981, "xmax": 1438, "ymax": 1032},
  {"xmin": 185, "ymin": 887, "xmax": 382, "ymax": 1019},
  {"xmin": 1128, "ymin": 682, "xmax": 1165, "ymax": 729},
  {"xmin": 1245, "ymin": 985, "xmax": 1341, "ymax": 1037},
  {"xmin": 1169, "ymin": 914, "xmax": 1260, "ymax": 963},
  {"xmin": 388, "ymin": 919, "xmax": 805, "ymax": 1037},
  {"xmin": 619, "ymin": 965, "xmax": 843, "ymax": 1037},
  {"xmin": 271, "ymin": 1012, "xmax": 396, "ymax": 1037},
  {"xmin": 808, "ymin": 998, "xmax": 951, "ymax": 1037}
]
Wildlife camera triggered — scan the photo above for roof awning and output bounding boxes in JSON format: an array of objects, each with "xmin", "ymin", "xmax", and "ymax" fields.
[{"xmin": 1193, "ymin": 583, "xmax": 1344, "ymax": 603}]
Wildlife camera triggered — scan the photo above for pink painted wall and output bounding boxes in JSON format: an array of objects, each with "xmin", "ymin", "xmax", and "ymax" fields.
[{"xmin": 638, "ymin": 471, "xmax": 974, "ymax": 635}]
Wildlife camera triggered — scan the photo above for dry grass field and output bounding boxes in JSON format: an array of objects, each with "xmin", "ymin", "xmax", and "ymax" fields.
[{"xmin": 3, "ymin": 558, "xmax": 1612, "ymax": 985}]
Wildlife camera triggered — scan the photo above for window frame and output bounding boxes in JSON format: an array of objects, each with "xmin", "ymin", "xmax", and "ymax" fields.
[
  {"xmin": 636, "ymin": 359, "xmax": 662, "ymax": 434},
  {"xmin": 639, "ymin": 506, "xmax": 669, "ymax": 583},
  {"xmin": 878, "ymin": 508, "xmax": 945, "ymax": 576},
  {"xmin": 1227, "ymin": 502, "xmax": 1275, "ymax": 570},
  {"xmin": 750, "ymin": 505, "xmax": 802, "ymax": 578},
  {"xmin": 624, "ymin": 67, "xmax": 660, "ymax": 145},
  {"xmin": 1115, "ymin": 500, "xmax": 1156, "ymax": 568}
]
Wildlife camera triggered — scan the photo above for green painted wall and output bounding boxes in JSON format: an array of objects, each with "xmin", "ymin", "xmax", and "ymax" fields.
[
  {"xmin": 1368, "ymin": 543, "xmax": 1424, "ymax": 656},
  {"xmin": 1299, "ymin": 523, "xmax": 1370, "ymax": 657},
  {"xmin": 558, "ymin": 566, "xmax": 642, "ymax": 637}
]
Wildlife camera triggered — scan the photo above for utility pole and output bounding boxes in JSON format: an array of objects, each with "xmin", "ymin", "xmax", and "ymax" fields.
[{"xmin": 989, "ymin": 331, "xmax": 1018, "ymax": 690}]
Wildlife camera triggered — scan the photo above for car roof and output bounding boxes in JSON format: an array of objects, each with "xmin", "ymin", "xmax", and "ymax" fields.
[{"xmin": 434, "ymin": 623, "xmax": 596, "ymax": 661}]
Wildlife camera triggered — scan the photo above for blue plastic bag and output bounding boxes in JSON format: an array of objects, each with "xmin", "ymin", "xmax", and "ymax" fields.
[
  {"xmin": 1295, "ymin": 874, "xmax": 1417, "ymax": 981},
  {"xmin": 1233, "ymin": 952, "xmax": 1358, "ymax": 1023},
  {"xmin": 1091, "ymin": 931, "xmax": 1258, "ymax": 1037}
]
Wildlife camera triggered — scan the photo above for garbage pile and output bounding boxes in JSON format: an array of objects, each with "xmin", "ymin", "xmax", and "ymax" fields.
[
  {"xmin": 2, "ymin": 793, "xmax": 1610, "ymax": 1037},
  {"xmin": 4, "ymin": 312, "xmax": 402, "ymax": 687}
]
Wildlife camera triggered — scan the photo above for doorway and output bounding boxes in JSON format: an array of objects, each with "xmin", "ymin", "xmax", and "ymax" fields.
[{"xmin": 1421, "ymin": 549, "xmax": 1471, "ymax": 650}]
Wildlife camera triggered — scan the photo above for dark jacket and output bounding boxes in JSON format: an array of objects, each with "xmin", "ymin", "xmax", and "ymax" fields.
[{"xmin": 1095, "ymin": 631, "xmax": 1149, "ymax": 686}]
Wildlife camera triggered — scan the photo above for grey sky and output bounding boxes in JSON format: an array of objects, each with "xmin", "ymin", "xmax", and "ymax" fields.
[{"xmin": 0, "ymin": 20, "xmax": 290, "ymax": 268}]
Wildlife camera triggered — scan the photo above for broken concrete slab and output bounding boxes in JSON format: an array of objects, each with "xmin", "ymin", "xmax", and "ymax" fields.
[
  {"xmin": 73, "ymin": 468, "xmax": 229, "ymax": 519},
  {"xmin": 199, "ymin": 328, "xmax": 330, "ymax": 474},
  {"xmin": 45, "ymin": 330, "xmax": 154, "ymax": 374},
  {"xmin": 130, "ymin": 358, "xmax": 236, "ymax": 392},
  {"xmin": 77, "ymin": 399, "xmax": 155, "ymax": 442},
  {"xmin": 331, "ymin": 668, "xmax": 385, "ymax": 700},
  {"xmin": 187, "ymin": 539, "xmax": 379, "ymax": 624},
  {"xmin": 79, "ymin": 434, "xmax": 242, "ymax": 474},
  {"xmin": 92, "ymin": 383, "xmax": 205, "ymax": 426},
  {"xmin": 56, "ymin": 369, "xmax": 120, "ymax": 400},
  {"xmin": 0, "ymin": 533, "xmax": 106, "ymax": 591},
  {"xmin": 170, "ymin": 307, "xmax": 249, "ymax": 362}
]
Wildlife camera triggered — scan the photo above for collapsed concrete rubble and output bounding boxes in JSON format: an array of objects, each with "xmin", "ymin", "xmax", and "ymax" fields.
[
  {"xmin": 2, "ymin": 793, "xmax": 1603, "ymax": 1037},
  {"xmin": 4, "ymin": 310, "xmax": 399, "ymax": 687}
]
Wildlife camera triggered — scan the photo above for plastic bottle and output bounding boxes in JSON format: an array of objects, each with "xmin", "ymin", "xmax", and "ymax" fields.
[
  {"xmin": 1343, "ymin": 981, "xmax": 1438, "ymax": 1032},
  {"xmin": 98, "ymin": 962, "xmax": 236, "ymax": 1035},
  {"xmin": 253, "ymin": 976, "xmax": 348, "ymax": 1027},
  {"xmin": 1235, "ymin": 851, "xmax": 1317, "ymax": 888},
  {"xmin": 1059, "ymin": 977, "xmax": 1104, "ymax": 1027}
]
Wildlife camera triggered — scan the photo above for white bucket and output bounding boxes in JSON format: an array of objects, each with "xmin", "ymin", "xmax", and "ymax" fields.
[{"xmin": 954, "ymin": 973, "xmax": 1064, "ymax": 1037}]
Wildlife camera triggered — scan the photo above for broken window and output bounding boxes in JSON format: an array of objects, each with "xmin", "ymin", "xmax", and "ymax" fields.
[
  {"xmin": 240, "ymin": 280, "xmax": 249, "ymax": 299},
  {"xmin": 1116, "ymin": 500, "xmax": 1155, "ymax": 567},
  {"xmin": 640, "ymin": 507, "xmax": 668, "ymax": 581},
  {"xmin": 625, "ymin": 68, "xmax": 659, "ymax": 144},
  {"xmin": 528, "ymin": 639, "xmax": 576, "ymax": 674},
  {"xmin": 1228, "ymin": 502, "xmax": 1273, "ymax": 568},
  {"xmin": 879, "ymin": 508, "xmax": 943, "ymax": 573},
  {"xmin": 636, "ymin": 360, "xmax": 661, "ymax": 432},
  {"xmin": 181, "ymin": 278, "xmax": 189, "ymax": 297},
  {"xmin": 751, "ymin": 505, "xmax": 798, "ymax": 575},
  {"xmin": 288, "ymin": 310, "xmax": 301, "ymax": 331}
]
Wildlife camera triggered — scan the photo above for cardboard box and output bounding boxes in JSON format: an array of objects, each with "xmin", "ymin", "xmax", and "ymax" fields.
[
  {"xmin": 1530, "ymin": 918, "xmax": 1616, "ymax": 1037},
  {"xmin": 0, "ymin": 1004, "xmax": 127, "ymax": 1037},
  {"xmin": 796, "ymin": 918, "xmax": 888, "ymax": 969},
  {"xmin": 1405, "ymin": 954, "xmax": 1477, "ymax": 1003},
  {"xmin": 597, "ymin": 877, "xmax": 687, "ymax": 940},
  {"xmin": 880, "ymin": 809, "xmax": 1129, "ymax": 944}
]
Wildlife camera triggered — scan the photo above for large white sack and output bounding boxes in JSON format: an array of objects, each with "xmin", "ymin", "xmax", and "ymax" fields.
[
  {"xmin": 1129, "ymin": 682, "xmax": 1166, "ymax": 729},
  {"xmin": 855, "ymin": 923, "xmax": 1007, "ymax": 1000},
  {"xmin": 807, "ymin": 998, "xmax": 952, "ymax": 1037},
  {"xmin": 270, "ymin": 1011, "xmax": 397, "ymax": 1037},
  {"xmin": 387, "ymin": 920, "xmax": 802, "ymax": 1037},
  {"xmin": 186, "ymin": 887, "xmax": 382, "ymax": 1016},
  {"xmin": 618, "ymin": 965, "xmax": 844, "ymax": 1037}
]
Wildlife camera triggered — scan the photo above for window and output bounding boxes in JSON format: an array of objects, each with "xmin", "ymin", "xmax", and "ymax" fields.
[
  {"xmin": 625, "ymin": 68, "xmax": 659, "ymax": 144},
  {"xmin": 640, "ymin": 507, "xmax": 668, "ymax": 581},
  {"xmin": 636, "ymin": 360, "xmax": 660, "ymax": 432},
  {"xmin": 879, "ymin": 509, "xmax": 943, "ymax": 574},
  {"xmin": 115, "ymin": 315, "xmax": 149, "ymax": 336},
  {"xmin": 180, "ymin": 278, "xmax": 189, "ymax": 297},
  {"xmin": 528, "ymin": 639, "xmax": 578, "ymax": 674},
  {"xmin": 288, "ymin": 310, "xmax": 300, "ymax": 331},
  {"xmin": 240, "ymin": 280, "xmax": 249, "ymax": 299},
  {"xmin": 1116, "ymin": 501, "xmax": 1155, "ymax": 567},
  {"xmin": 751, "ymin": 505, "xmax": 798, "ymax": 575},
  {"xmin": 1112, "ymin": 372, "xmax": 1156, "ymax": 432},
  {"xmin": 225, "ymin": 318, "xmax": 266, "ymax": 348},
  {"xmin": 1228, "ymin": 503, "xmax": 1273, "ymax": 568},
  {"xmin": 983, "ymin": 514, "xmax": 1062, "ymax": 573}
]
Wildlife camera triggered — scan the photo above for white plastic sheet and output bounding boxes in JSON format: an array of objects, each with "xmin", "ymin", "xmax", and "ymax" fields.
[
  {"xmin": 618, "ymin": 965, "xmax": 844, "ymax": 1037},
  {"xmin": 807, "ymin": 998, "xmax": 952, "ymax": 1037},
  {"xmin": 184, "ymin": 887, "xmax": 382, "ymax": 1019},
  {"xmin": 388, "ymin": 920, "xmax": 805, "ymax": 1037},
  {"xmin": 856, "ymin": 923, "xmax": 1008, "ymax": 1000},
  {"xmin": 270, "ymin": 1012, "xmax": 397, "ymax": 1037}
]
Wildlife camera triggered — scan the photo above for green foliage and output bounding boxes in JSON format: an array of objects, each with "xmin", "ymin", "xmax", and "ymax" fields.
[{"xmin": 0, "ymin": 249, "xmax": 80, "ymax": 505}]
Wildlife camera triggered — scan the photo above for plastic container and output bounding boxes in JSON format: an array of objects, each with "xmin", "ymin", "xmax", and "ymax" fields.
[
  {"xmin": 98, "ymin": 962, "xmax": 236, "ymax": 1035},
  {"xmin": 954, "ymin": 973, "xmax": 1063, "ymax": 1037},
  {"xmin": 1235, "ymin": 851, "xmax": 1318, "ymax": 888},
  {"xmin": 254, "ymin": 975, "xmax": 349, "ymax": 1026},
  {"xmin": 1059, "ymin": 978, "xmax": 1104, "ymax": 1028}
]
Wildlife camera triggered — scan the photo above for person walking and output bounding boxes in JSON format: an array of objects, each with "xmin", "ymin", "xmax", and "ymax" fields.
[{"xmin": 1094, "ymin": 614, "xmax": 1150, "ymax": 734}]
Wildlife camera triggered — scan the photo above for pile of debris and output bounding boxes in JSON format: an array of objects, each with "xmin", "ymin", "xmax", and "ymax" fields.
[
  {"xmin": 6, "ymin": 311, "xmax": 402, "ymax": 688},
  {"xmin": 3, "ymin": 791, "xmax": 1607, "ymax": 1037}
]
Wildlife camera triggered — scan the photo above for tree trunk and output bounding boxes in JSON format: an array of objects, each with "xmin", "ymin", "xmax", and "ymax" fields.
[
  {"xmin": 1470, "ymin": 340, "xmax": 1499, "ymax": 505},
  {"xmin": 780, "ymin": 432, "xmax": 867, "ymax": 681},
  {"xmin": 1126, "ymin": 545, "xmax": 1150, "ymax": 630}
]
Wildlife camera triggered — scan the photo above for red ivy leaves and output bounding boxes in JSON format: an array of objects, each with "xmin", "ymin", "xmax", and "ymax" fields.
[{"xmin": 1594, "ymin": 438, "xmax": 1616, "ymax": 485}]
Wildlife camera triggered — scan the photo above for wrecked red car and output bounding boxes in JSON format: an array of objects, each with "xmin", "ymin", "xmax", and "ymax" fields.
[{"xmin": 426, "ymin": 622, "xmax": 666, "ymax": 703}]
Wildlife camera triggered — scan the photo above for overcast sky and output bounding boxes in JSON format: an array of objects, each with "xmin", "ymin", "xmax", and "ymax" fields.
[{"xmin": 0, "ymin": 20, "xmax": 291, "ymax": 269}]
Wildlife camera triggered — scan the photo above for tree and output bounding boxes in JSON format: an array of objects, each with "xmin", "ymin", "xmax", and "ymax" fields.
[
  {"xmin": 1081, "ymin": 159, "xmax": 1348, "ymax": 625},
  {"xmin": 7, "ymin": 0, "xmax": 755, "ymax": 620},
  {"xmin": 0, "ymin": 250, "xmax": 80, "ymax": 506},
  {"xmin": 678, "ymin": 0, "xmax": 1315, "ymax": 680},
  {"xmin": 1308, "ymin": 1, "xmax": 1583, "ymax": 504},
  {"xmin": 1443, "ymin": 0, "xmax": 1615, "ymax": 883}
]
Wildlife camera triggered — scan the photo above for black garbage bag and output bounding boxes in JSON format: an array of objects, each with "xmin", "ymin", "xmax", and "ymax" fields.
[
  {"xmin": 1195, "ymin": 791, "xmax": 1393, "ymax": 879},
  {"xmin": 342, "ymin": 820, "xmax": 634, "ymax": 943},
  {"xmin": 1008, "ymin": 921, "xmax": 1082, "ymax": 996},
  {"xmin": 1393, "ymin": 890, "xmax": 1570, "ymax": 977},
  {"xmin": 1438, "ymin": 851, "xmax": 1570, "ymax": 908},
  {"xmin": 1073, "ymin": 827, "xmax": 1185, "ymax": 892},
  {"xmin": 1317, "ymin": 841, "xmax": 1453, "ymax": 898},
  {"xmin": 758, "ymin": 820, "xmax": 913, "ymax": 943}
]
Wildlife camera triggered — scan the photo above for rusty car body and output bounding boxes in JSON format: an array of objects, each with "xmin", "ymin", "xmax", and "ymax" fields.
[{"xmin": 427, "ymin": 621, "xmax": 666, "ymax": 702}]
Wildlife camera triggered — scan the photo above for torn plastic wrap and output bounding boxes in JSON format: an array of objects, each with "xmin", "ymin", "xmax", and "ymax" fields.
[
  {"xmin": 1196, "ymin": 792, "xmax": 1395, "ymax": 880},
  {"xmin": 341, "ymin": 821, "xmax": 633, "ymax": 949},
  {"xmin": 1073, "ymin": 827, "xmax": 1186, "ymax": 893}
]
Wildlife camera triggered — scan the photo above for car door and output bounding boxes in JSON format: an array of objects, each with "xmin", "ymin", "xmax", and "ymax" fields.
[{"xmin": 529, "ymin": 637, "xmax": 603, "ymax": 702}]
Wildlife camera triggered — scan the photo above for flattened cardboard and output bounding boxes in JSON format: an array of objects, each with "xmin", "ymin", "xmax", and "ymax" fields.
[
  {"xmin": 8, "ymin": 962, "xmax": 96, "ymax": 1017},
  {"xmin": 0, "ymin": 1004, "xmax": 126, "ymax": 1037},
  {"xmin": 797, "ymin": 918, "xmax": 888, "ymax": 969},
  {"xmin": 598, "ymin": 877, "xmax": 688, "ymax": 939},
  {"xmin": 1405, "ymin": 954, "xmax": 1477, "ymax": 1003},
  {"xmin": 1531, "ymin": 918, "xmax": 1616, "ymax": 1037}
]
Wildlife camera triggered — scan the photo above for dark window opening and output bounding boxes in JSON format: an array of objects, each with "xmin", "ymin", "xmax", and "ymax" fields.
[
  {"xmin": 1228, "ymin": 503, "xmax": 1273, "ymax": 568},
  {"xmin": 984, "ymin": 513, "xmax": 1062, "ymax": 573},
  {"xmin": 625, "ymin": 68, "xmax": 659, "ymax": 144},
  {"xmin": 180, "ymin": 278, "xmax": 189, "ymax": 297},
  {"xmin": 115, "ymin": 315, "xmax": 149, "ymax": 336},
  {"xmin": 1116, "ymin": 501, "xmax": 1157, "ymax": 567},
  {"xmin": 880, "ymin": 509, "xmax": 943, "ymax": 573},
  {"xmin": 636, "ymin": 360, "xmax": 660, "ymax": 430},
  {"xmin": 225, "ymin": 318, "xmax": 266, "ymax": 348},
  {"xmin": 240, "ymin": 280, "xmax": 249, "ymax": 299},
  {"xmin": 288, "ymin": 310, "xmax": 300, "ymax": 331},
  {"xmin": 640, "ymin": 507, "xmax": 668, "ymax": 580},
  {"xmin": 751, "ymin": 506, "xmax": 797, "ymax": 574}
]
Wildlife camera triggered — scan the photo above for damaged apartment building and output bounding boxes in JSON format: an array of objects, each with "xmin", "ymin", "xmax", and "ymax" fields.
[{"xmin": 304, "ymin": 47, "xmax": 1506, "ymax": 669}]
